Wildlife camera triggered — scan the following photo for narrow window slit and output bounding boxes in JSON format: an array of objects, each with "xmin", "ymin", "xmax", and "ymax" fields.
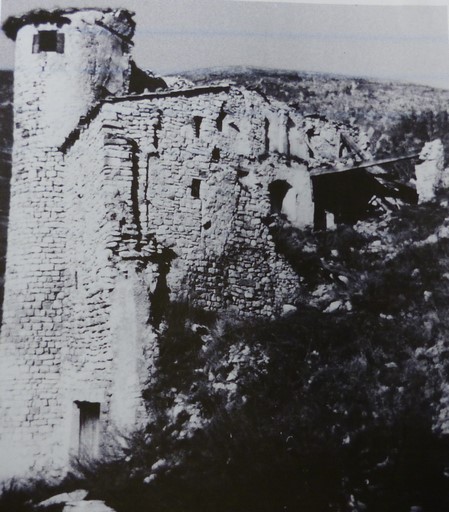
[
  {"xmin": 216, "ymin": 109, "xmax": 227, "ymax": 132},
  {"xmin": 264, "ymin": 118, "xmax": 270, "ymax": 153},
  {"xmin": 193, "ymin": 116, "xmax": 203, "ymax": 138},
  {"xmin": 286, "ymin": 117, "xmax": 295, "ymax": 157},
  {"xmin": 191, "ymin": 178, "xmax": 201, "ymax": 199}
]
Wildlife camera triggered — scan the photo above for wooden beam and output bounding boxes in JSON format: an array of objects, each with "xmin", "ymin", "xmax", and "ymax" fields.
[
  {"xmin": 340, "ymin": 132, "xmax": 368, "ymax": 160},
  {"xmin": 310, "ymin": 153, "xmax": 420, "ymax": 178}
]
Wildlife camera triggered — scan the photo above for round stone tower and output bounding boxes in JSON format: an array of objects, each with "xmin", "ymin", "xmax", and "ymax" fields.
[{"xmin": 0, "ymin": 8, "xmax": 135, "ymax": 480}]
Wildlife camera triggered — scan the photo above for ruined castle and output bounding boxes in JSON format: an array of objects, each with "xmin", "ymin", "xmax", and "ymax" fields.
[{"xmin": 0, "ymin": 7, "xmax": 417, "ymax": 480}]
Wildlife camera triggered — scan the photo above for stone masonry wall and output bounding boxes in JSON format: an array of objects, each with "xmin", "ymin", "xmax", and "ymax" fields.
[
  {"xmin": 0, "ymin": 141, "xmax": 67, "ymax": 478},
  {"xmin": 12, "ymin": 11, "xmax": 132, "ymax": 148},
  {"xmin": 0, "ymin": 71, "xmax": 367, "ymax": 477}
]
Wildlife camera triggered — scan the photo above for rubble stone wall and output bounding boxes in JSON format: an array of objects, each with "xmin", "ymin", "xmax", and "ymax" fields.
[
  {"xmin": 0, "ymin": 71, "xmax": 350, "ymax": 478},
  {"xmin": 52, "ymin": 87, "xmax": 311, "ymax": 465},
  {"xmin": 95, "ymin": 87, "xmax": 314, "ymax": 316}
]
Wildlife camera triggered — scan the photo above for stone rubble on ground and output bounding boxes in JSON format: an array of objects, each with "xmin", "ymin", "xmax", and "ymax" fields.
[{"xmin": 36, "ymin": 490, "xmax": 88, "ymax": 509}]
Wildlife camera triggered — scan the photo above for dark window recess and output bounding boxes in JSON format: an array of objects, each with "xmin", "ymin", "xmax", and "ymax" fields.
[
  {"xmin": 191, "ymin": 179, "xmax": 201, "ymax": 199},
  {"xmin": 193, "ymin": 116, "xmax": 203, "ymax": 138},
  {"xmin": 216, "ymin": 109, "xmax": 227, "ymax": 132},
  {"xmin": 268, "ymin": 180, "xmax": 291, "ymax": 214},
  {"xmin": 264, "ymin": 118, "xmax": 270, "ymax": 153},
  {"xmin": 314, "ymin": 202, "xmax": 327, "ymax": 231},
  {"xmin": 76, "ymin": 401, "xmax": 100, "ymax": 458},
  {"xmin": 33, "ymin": 31, "xmax": 64, "ymax": 53},
  {"xmin": 286, "ymin": 117, "xmax": 295, "ymax": 156},
  {"xmin": 211, "ymin": 147, "xmax": 220, "ymax": 162}
]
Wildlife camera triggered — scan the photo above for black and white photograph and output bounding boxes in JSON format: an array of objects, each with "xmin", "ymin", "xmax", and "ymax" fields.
[{"xmin": 0, "ymin": 0, "xmax": 449, "ymax": 510}]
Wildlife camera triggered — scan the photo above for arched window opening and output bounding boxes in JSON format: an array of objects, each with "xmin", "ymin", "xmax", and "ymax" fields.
[{"xmin": 269, "ymin": 180, "xmax": 291, "ymax": 214}]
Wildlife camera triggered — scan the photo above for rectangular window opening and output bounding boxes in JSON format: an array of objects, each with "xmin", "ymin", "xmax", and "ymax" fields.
[
  {"xmin": 33, "ymin": 31, "xmax": 64, "ymax": 54},
  {"xmin": 211, "ymin": 147, "xmax": 220, "ymax": 162},
  {"xmin": 76, "ymin": 401, "xmax": 100, "ymax": 458},
  {"xmin": 191, "ymin": 178, "xmax": 201, "ymax": 199}
]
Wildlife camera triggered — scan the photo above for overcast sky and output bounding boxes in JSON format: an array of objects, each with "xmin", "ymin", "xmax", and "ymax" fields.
[{"xmin": 1, "ymin": 0, "xmax": 449, "ymax": 89}]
